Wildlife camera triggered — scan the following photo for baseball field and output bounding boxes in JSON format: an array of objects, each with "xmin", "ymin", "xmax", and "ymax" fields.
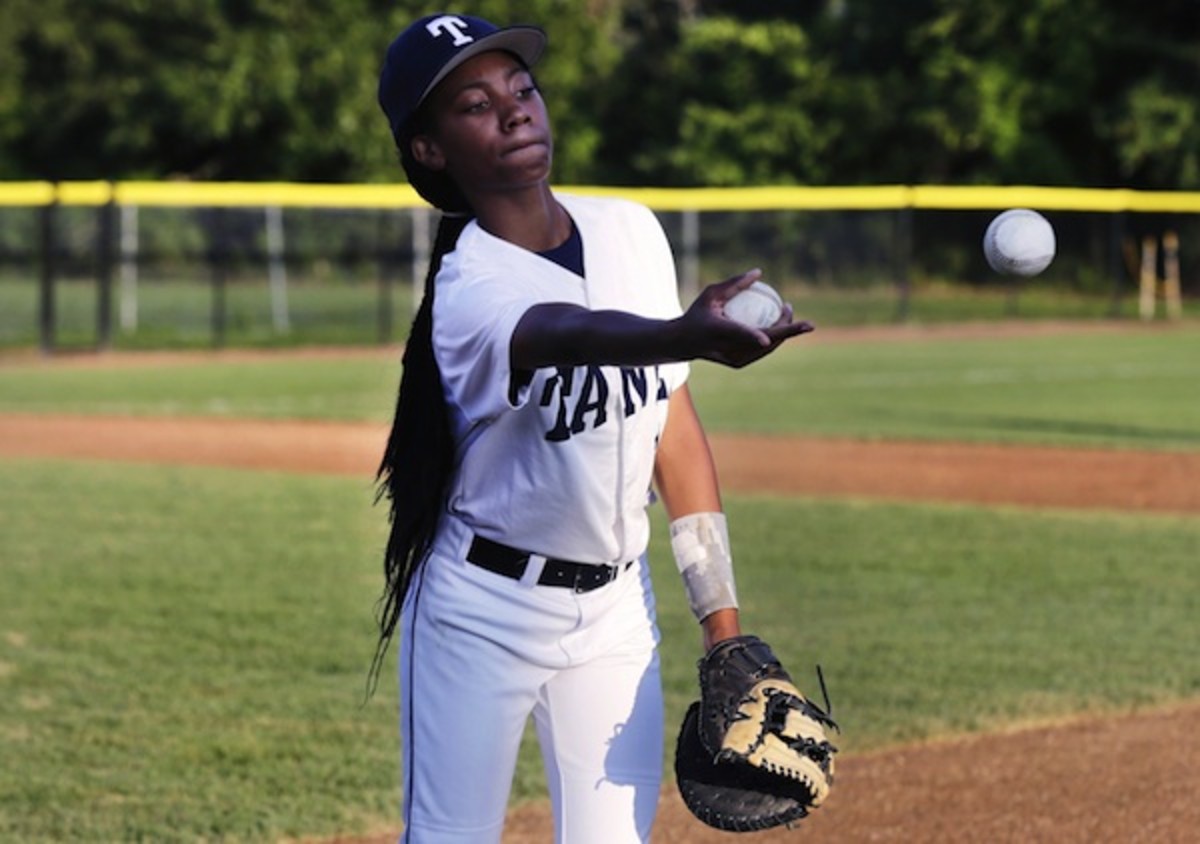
[{"xmin": 2, "ymin": 321, "xmax": 1198, "ymax": 842}]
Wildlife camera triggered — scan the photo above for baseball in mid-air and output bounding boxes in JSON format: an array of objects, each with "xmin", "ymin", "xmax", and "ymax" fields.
[
  {"xmin": 983, "ymin": 208, "xmax": 1056, "ymax": 276},
  {"xmin": 724, "ymin": 281, "xmax": 784, "ymax": 329}
]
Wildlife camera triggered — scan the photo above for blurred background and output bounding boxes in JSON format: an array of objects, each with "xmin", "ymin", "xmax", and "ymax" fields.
[{"xmin": 1, "ymin": 0, "xmax": 1197, "ymax": 351}]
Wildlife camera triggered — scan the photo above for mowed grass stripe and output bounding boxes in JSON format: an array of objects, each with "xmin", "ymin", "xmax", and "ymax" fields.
[{"xmin": 2, "ymin": 326, "xmax": 1198, "ymax": 449}]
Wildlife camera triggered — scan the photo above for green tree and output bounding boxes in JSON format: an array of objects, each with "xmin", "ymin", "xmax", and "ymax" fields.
[
  {"xmin": 1099, "ymin": 1, "xmax": 1200, "ymax": 188},
  {"xmin": 1, "ymin": 0, "xmax": 1196, "ymax": 189},
  {"xmin": 592, "ymin": 0, "xmax": 689, "ymax": 184},
  {"xmin": 0, "ymin": 0, "xmax": 621, "ymax": 182},
  {"xmin": 812, "ymin": 0, "xmax": 1200, "ymax": 188},
  {"xmin": 0, "ymin": 0, "xmax": 407, "ymax": 180},
  {"xmin": 665, "ymin": 16, "xmax": 834, "ymax": 185}
]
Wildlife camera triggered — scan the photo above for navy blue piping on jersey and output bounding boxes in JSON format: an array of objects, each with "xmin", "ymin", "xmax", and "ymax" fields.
[{"xmin": 400, "ymin": 552, "xmax": 431, "ymax": 842}]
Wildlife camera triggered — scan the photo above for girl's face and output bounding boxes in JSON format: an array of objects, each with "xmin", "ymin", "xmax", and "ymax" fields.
[{"xmin": 411, "ymin": 51, "xmax": 553, "ymax": 202}]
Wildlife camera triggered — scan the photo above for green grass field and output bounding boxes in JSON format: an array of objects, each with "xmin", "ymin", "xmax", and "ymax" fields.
[
  {"xmin": 3, "ymin": 325, "xmax": 1198, "ymax": 449},
  {"xmin": 691, "ymin": 325, "xmax": 1200, "ymax": 448},
  {"xmin": 2, "ymin": 325, "xmax": 1199, "ymax": 841}
]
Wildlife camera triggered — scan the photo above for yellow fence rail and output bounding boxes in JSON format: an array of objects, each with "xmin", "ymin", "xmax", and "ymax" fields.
[
  {"xmin": 2, "ymin": 181, "xmax": 1200, "ymax": 213},
  {"xmin": 5, "ymin": 180, "xmax": 1193, "ymax": 354}
]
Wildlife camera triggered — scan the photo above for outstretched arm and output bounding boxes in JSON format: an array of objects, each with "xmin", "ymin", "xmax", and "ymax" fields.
[
  {"xmin": 511, "ymin": 269, "xmax": 813, "ymax": 373},
  {"xmin": 654, "ymin": 385, "xmax": 742, "ymax": 651}
]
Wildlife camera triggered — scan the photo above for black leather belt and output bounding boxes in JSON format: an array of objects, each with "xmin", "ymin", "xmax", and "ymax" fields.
[{"xmin": 466, "ymin": 535, "xmax": 631, "ymax": 594}]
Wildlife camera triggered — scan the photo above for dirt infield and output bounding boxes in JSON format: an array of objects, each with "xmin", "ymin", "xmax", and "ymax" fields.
[
  {"xmin": 323, "ymin": 701, "xmax": 1200, "ymax": 843},
  {"xmin": 2, "ymin": 414, "xmax": 1199, "ymax": 515}
]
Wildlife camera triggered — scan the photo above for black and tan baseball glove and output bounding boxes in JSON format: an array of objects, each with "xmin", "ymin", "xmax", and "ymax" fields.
[{"xmin": 674, "ymin": 635, "xmax": 839, "ymax": 832}]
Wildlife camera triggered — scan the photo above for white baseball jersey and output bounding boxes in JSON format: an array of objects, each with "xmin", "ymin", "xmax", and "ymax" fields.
[{"xmin": 432, "ymin": 193, "xmax": 688, "ymax": 564}]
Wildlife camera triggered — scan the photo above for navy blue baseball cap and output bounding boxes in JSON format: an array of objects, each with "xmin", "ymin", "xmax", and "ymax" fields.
[{"xmin": 378, "ymin": 13, "xmax": 547, "ymax": 139}]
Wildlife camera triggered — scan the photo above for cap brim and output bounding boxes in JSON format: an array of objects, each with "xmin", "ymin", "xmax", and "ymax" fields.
[{"xmin": 418, "ymin": 26, "xmax": 547, "ymax": 112}]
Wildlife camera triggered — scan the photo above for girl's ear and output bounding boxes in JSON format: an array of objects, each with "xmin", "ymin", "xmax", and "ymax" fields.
[{"xmin": 411, "ymin": 135, "xmax": 446, "ymax": 172}]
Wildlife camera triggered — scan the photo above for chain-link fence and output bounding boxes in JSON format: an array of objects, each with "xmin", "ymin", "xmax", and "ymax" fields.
[{"xmin": 1, "ymin": 183, "xmax": 1196, "ymax": 351}]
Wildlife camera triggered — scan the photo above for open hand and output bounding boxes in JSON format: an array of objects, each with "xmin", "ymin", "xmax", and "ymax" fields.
[{"xmin": 681, "ymin": 269, "xmax": 814, "ymax": 368}]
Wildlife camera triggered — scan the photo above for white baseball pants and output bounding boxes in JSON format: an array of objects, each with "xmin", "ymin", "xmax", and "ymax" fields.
[{"xmin": 398, "ymin": 517, "xmax": 664, "ymax": 844}]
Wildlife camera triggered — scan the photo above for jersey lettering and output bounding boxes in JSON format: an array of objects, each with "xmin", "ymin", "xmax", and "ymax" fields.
[
  {"xmin": 569, "ymin": 367, "xmax": 609, "ymax": 435},
  {"xmin": 425, "ymin": 15, "xmax": 474, "ymax": 46},
  {"xmin": 540, "ymin": 367, "xmax": 576, "ymax": 442},
  {"xmin": 541, "ymin": 365, "xmax": 668, "ymax": 442},
  {"xmin": 621, "ymin": 367, "xmax": 649, "ymax": 417}
]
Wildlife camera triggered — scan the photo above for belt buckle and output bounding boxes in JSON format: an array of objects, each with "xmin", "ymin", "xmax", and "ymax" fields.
[{"xmin": 574, "ymin": 563, "xmax": 615, "ymax": 593}]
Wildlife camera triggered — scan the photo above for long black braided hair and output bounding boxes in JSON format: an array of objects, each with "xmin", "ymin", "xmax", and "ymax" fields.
[{"xmin": 366, "ymin": 116, "xmax": 474, "ymax": 694}]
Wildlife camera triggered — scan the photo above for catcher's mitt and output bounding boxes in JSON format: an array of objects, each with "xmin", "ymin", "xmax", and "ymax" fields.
[{"xmin": 674, "ymin": 635, "xmax": 838, "ymax": 832}]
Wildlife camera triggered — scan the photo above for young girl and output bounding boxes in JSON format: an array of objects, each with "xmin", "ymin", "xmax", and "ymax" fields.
[{"xmin": 373, "ymin": 14, "xmax": 814, "ymax": 843}]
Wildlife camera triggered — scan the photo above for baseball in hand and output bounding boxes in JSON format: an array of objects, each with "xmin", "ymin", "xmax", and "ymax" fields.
[
  {"xmin": 723, "ymin": 281, "xmax": 784, "ymax": 329},
  {"xmin": 983, "ymin": 209, "xmax": 1056, "ymax": 276}
]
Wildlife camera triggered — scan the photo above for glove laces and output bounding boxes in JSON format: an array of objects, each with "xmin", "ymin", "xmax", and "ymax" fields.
[{"xmin": 809, "ymin": 664, "xmax": 840, "ymax": 734}]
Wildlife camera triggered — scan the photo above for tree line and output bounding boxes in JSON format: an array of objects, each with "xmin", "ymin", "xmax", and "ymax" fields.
[{"xmin": 1, "ymin": 0, "xmax": 1196, "ymax": 190}]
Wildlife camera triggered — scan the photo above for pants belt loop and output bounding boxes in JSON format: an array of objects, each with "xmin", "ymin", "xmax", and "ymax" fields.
[{"xmin": 518, "ymin": 553, "xmax": 547, "ymax": 588}]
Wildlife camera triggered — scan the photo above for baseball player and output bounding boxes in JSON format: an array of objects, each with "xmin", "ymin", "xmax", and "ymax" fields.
[{"xmin": 371, "ymin": 14, "xmax": 814, "ymax": 844}]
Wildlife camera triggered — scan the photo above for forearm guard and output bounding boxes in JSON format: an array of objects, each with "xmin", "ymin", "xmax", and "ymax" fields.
[{"xmin": 670, "ymin": 511, "xmax": 738, "ymax": 622}]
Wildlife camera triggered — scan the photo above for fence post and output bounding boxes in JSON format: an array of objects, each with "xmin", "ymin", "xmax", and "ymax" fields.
[
  {"xmin": 38, "ymin": 191, "xmax": 58, "ymax": 354},
  {"xmin": 119, "ymin": 204, "xmax": 139, "ymax": 332},
  {"xmin": 96, "ymin": 193, "xmax": 116, "ymax": 350},
  {"xmin": 680, "ymin": 208, "xmax": 700, "ymax": 304},
  {"xmin": 208, "ymin": 208, "xmax": 228, "ymax": 347},
  {"xmin": 1138, "ymin": 234, "xmax": 1157, "ymax": 321},
  {"xmin": 893, "ymin": 206, "xmax": 913, "ymax": 322},
  {"xmin": 411, "ymin": 206, "xmax": 431, "ymax": 309},
  {"xmin": 377, "ymin": 210, "xmax": 395, "ymax": 344},
  {"xmin": 265, "ymin": 205, "xmax": 290, "ymax": 333},
  {"xmin": 1163, "ymin": 230, "xmax": 1182, "ymax": 320},
  {"xmin": 1107, "ymin": 212, "xmax": 1126, "ymax": 318}
]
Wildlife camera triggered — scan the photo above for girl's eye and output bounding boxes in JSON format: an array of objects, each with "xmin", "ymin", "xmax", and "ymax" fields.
[{"xmin": 463, "ymin": 99, "xmax": 489, "ymax": 113}]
